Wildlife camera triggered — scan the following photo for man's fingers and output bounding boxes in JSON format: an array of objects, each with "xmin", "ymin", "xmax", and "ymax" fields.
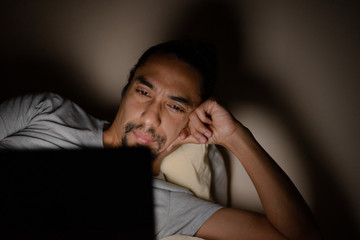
[
  {"xmin": 189, "ymin": 112, "xmax": 213, "ymax": 142},
  {"xmin": 166, "ymin": 137, "xmax": 181, "ymax": 152},
  {"xmin": 167, "ymin": 101, "xmax": 218, "ymax": 152},
  {"xmin": 167, "ymin": 128, "xmax": 192, "ymax": 152},
  {"xmin": 194, "ymin": 107, "xmax": 213, "ymax": 125},
  {"xmin": 189, "ymin": 128, "xmax": 209, "ymax": 144}
]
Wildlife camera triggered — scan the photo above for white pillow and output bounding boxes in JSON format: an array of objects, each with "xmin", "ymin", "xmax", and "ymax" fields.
[{"xmin": 160, "ymin": 144, "xmax": 212, "ymax": 201}]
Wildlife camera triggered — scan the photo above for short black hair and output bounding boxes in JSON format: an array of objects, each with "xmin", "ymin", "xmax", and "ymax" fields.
[{"xmin": 121, "ymin": 39, "xmax": 217, "ymax": 101}]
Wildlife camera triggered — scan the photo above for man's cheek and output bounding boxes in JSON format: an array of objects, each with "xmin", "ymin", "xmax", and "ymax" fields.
[{"xmin": 165, "ymin": 134, "xmax": 178, "ymax": 146}]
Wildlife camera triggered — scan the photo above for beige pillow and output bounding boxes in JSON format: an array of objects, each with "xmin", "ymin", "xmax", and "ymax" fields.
[{"xmin": 160, "ymin": 144, "xmax": 212, "ymax": 201}]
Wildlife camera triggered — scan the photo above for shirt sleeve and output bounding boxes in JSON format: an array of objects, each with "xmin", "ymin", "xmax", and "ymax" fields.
[
  {"xmin": 0, "ymin": 92, "xmax": 65, "ymax": 141},
  {"xmin": 153, "ymin": 178, "xmax": 223, "ymax": 239}
]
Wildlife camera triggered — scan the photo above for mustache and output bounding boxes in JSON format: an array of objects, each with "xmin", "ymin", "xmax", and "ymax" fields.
[{"xmin": 124, "ymin": 123, "xmax": 165, "ymax": 148}]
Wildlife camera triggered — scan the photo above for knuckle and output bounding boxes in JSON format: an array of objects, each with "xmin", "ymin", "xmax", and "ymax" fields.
[{"xmin": 207, "ymin": 97, "xmax": 217, "ymax": 104}]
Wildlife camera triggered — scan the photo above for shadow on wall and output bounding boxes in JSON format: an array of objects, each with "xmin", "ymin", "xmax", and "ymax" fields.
[
  {"xmin": 166, "ymin": 1, "xmax": 359, "ymax": 239},
  {"xmin": 0, "ymin": 0, "xmax": 117, "ymax": 121},
  {"xmin": 1, "ymin": 52, "xmax": 117, "ymax": 121}
]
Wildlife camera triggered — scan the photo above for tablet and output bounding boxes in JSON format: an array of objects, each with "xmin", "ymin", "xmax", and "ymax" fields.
[{"xmin": 0, "ymin": 147, "xmax": 154, "ymax": 240}]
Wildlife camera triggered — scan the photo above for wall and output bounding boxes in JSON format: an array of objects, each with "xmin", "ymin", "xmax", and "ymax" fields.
[{"xmin": 1, "ymin": 0, "xmax": 359, "ymax": 239}]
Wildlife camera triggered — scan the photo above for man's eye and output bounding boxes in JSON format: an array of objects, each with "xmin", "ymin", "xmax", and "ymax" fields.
[
  {"xmin": 169, "ymin": 104, "xmax": 184, "ymax": 112},
  {"xmin": 136, "ymin": 89, "xmax": 148, "ymax": 96}
]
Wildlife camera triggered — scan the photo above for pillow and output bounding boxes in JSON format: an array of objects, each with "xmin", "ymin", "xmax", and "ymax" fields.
[
  {"xmin": 208, "ymin": 144, "xmax": 228, "ymax": 206},
  {"xmin": 160, "ymin": 144, "xmax": 228, "ymax": 240},
  {"xmin": 160, "ymin": 144, "xmax": 212, "ymax": 201}
]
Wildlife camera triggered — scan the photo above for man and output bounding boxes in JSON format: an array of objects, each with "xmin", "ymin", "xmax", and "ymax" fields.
[{"xmin": 0, "ymin": 40, "xmax": 321, "ymax": 239}]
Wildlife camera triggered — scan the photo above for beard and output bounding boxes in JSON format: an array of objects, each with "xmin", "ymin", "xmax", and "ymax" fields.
[{"xmin": 121, "ymin": 123, "xmax": 166, "ymax": 160}]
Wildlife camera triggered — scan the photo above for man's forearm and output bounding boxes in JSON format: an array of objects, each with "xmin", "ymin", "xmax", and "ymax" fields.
[{"xmin": 223, "ymin": 124, "xmax": 321, "ymax": 239}]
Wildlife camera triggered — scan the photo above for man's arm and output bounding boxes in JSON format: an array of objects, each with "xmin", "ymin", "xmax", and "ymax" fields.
[
  {"xmin": 0, "ymin": 94, "xmax": 36, "ymax": 140},
  {"xmin": 169, "ymin": 99, "xmax": 322, "ymax": 240},
  {"xmin": 0, "ymin": 93, "xmax": 63, "ymax": 141}
]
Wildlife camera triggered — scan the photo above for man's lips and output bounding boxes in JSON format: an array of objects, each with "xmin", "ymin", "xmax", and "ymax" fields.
[{"xmin": 133, "ymin": 130, "xmax": 155, "ymax": 145}]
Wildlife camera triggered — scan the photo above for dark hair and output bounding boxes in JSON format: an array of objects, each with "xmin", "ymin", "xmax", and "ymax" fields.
[{"xmin": 121, "ymin": 40, "xmax": 217, "ymax": 101}]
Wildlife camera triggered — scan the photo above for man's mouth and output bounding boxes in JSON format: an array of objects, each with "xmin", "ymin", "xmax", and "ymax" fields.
[
  {"xmin": 133, "ymin": 130, "xmax": 155, "ymax": 145},
  {"xmin": 123, "ymin": 123, "xmax": 166, "ymax": 156}
]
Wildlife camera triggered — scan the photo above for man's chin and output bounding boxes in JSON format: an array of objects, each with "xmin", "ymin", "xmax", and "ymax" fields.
[
  {"xmin": 121, "ymin": 133, "xmax": 167, "ymax": 161},
  {"xmin": 130, "ymin": 143, "xmax": 159, "ymax": 162}
]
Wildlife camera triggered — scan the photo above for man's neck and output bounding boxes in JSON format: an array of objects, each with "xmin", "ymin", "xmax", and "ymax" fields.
[{"xmin": 102, "ymin": 127, "xmax": 121, "ymax": 148}]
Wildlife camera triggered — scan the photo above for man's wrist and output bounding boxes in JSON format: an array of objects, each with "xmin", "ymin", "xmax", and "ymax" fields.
[{"xmin": 220, "ymin": 121, "xmax": 254, "ymax": 153}]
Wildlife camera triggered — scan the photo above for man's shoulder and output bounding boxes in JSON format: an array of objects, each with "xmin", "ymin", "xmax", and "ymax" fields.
[
  {"xmin": 27, "ymin": 91, "xmax": 66, "ymax": 103},
  {"xmin": 2, "ymin": 92, "xmax": 65, "ymax": 107}
]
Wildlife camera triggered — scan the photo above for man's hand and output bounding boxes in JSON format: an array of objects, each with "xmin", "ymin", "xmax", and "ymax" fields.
[{"xmin": 167, "ymin": 99, "xmax": 241, "ymax": 151}]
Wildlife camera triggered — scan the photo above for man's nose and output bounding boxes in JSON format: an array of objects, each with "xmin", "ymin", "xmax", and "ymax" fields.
[{"xmin": 141, "ymin": 100, "xmax": 161, "ymax": 128}]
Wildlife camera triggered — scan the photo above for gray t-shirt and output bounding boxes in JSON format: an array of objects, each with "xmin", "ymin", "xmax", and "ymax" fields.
[
  {"xmin": 0, "ymin": 92, "xmax": 107, "ymax": 149},
  {"xmin": 0, "ymin": 92, "xmax": 223, "ymax": 239},
  {"xmin": 153, "ymin": 175, "xmax": 222, "ymax": 239}
]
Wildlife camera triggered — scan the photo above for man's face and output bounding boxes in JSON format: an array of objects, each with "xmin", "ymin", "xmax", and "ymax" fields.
[{"xmin": 114, "ymin": 54, "xmax": 203, "ymax": 159}]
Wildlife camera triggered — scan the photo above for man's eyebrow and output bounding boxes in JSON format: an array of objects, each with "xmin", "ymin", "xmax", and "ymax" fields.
[
  {"xmin": 168, "ymin": 95, "xmax": 191, "ymax": 107},
  {"xmin": 135, "ymin": 75, "xmax": 192, "ymax": 107},
  {"xmin": 136, "ymin": 76, "xmax": 154, "ymax": 89}
]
